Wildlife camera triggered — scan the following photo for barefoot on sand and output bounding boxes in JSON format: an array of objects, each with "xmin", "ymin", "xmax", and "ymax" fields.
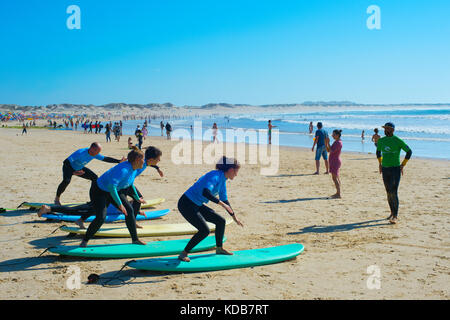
[
  {"xmin": 79, "ymin": 240, "xmax": 88, "ymax": 248},
  {"xmin": 37, "ymin": 205, "xmax": 51, "ymax": 217},
  {"xmin": 389, "ymin": 217, "xmax": 398, "ymax": 224}
]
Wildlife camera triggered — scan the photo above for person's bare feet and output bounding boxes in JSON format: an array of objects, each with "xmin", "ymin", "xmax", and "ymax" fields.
[
  {"xmin": 80, "ymin": 240, "xmax": 88, "ymax": 248},
  {"xmin": 216, "ymin": 247, "xmax": 234, "ymax": 255},
  {"xmin": 313, "ymin": 172, "xmax": 319, "ymax": 175},
  {"xmin": 135, "ymin": 223, "xmax": 143, "ymax": 229},
  {"xmin": 331, "ymin": 194, "xmax": 341, "ymax": 199},
  {"xmin": 75, "ymin": 218, "xmax": 86, "ymax": 229},
  {"xmin": 37, "ymin": 205, "xmax": 51, "ymax": 217},
  {"xmin": 54, "ymin": 197, "xmax": 61, "ymax": 206},
  {"xmin": 324, "ymin": 171, "xmax": 329, "ymax": 174},
  {"xmin": 389, "ymin": 217, "xmax": 398, "ymax": 224},
  {"xmin": 132, "ymin": 239, "xmax": 147, "ymax": 245},
  {"xmin": 178, "ymin": 251, "xmax": 190, "ymax": 262}
]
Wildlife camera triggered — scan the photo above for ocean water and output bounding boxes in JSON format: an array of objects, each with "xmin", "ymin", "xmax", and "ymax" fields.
[{"xmin": 120, "ymin": 107, "xmax": 450, "ymax": 160}]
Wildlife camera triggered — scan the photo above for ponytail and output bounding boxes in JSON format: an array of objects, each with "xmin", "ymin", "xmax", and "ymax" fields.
[
  {"xmin": 333, "ymin": 129, "xmax": 342, "ymax": 137},
  {"xmin": 127, "ymin": 146, "xmax": 144, "ymax": 163},
  {"xmin": 216, "ymin": 156, "xmax": 240, "ymax": 172}
]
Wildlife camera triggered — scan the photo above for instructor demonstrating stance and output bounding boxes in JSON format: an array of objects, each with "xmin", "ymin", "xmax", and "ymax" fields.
[
  {"xmin": 376, "ymin": 122, "xmax": 412, "ymax": 224},
  {"xmin": 177, "ymin": 156, "xmax": 244, "ymax": 262},
  {"xmin": 55, "ymin": 142, "xmax": 124, "ymax": 205}
]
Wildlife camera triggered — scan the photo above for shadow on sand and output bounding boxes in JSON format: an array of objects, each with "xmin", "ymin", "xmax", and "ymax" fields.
[
  {"xmin": 287, "ymin": 219, "xmax": 390, "ymax": 235},
  {"xmin": 262, "ymin": 197, "xmax": 331, "ymax": 204},
  {"xmin": 0, "ymin": 209, "xmax": 35, "ymax": 218},
  {"xmin": 0, "ymin": 251, "xmax": 62, "ymax": 273},
  {"xmin": 265, "ymin": 173, "xmax": 317, "ymax": 178},
  {"xmin": 348, "ymin": 158, "xmax": 374, "ymax": 161},
  {"xmin": 90, "ymin": 268, "xmax": 169, "ymax": 287}
]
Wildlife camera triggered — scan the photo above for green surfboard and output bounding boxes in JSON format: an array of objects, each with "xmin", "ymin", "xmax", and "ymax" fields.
[
  {"xmin": 128, "ymin": 243, "xmax": 304, "ymax": 272},
  {"xmin": 48, "ymin": 236, "xmax": 223, "ymax": 258}
]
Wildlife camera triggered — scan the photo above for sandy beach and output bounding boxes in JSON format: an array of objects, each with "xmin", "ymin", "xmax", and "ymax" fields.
[{"xmin": 0, "ymin": 125, "xmax": 449, "ymax": 300}]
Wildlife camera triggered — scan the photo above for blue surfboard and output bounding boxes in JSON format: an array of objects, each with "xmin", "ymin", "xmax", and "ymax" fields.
[{"xmin": 42, "ymin": 209, "xmax": 169, "ymax": 223}]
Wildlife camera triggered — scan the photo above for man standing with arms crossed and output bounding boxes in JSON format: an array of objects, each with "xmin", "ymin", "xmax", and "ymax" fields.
[{"xmin": 376, "ymin": 122, "xmax": 412, "ymax": 224}]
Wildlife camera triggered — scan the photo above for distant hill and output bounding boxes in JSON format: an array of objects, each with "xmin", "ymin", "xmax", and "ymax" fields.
[{"xmin": 1, "ymin": 101, "xmax": 449, "ymax": 113}]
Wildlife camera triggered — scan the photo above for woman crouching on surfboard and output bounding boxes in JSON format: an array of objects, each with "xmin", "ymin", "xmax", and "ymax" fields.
[
  {"xmin": 80, "ymin": 147, "xmax": 147, "ymax": 247},
  {"xmin": 177, "ymin": 156, "xmax": 244, "ymax": 262}
]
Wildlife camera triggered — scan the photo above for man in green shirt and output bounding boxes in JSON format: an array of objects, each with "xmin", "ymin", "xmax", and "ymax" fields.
[{"xmin": 376, "ymin": 122, "xmax": 412, "ymax": 224}]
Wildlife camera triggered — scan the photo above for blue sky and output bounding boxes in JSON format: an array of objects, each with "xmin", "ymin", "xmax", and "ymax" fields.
[{"xmin": 0, "ymin": 0, "xmax": 449, "ymax": 106}]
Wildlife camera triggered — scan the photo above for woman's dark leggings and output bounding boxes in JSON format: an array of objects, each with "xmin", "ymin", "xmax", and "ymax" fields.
[
  {"xmin": 83, "ymin": 181, "xmax": 139, "ymax": 242},
  {"xmin": 178, "ymin": 194, "xmax": 226, "ymax": 253},
  {"xmin": 56, "ymin": 159, "xmax": 98, "ymax": 197},
  {"xmin": 382, "ymin": 166, "xmax": 401, "ymax": 218},
  {"xmin": 125, "ymin": 186, "xmax": 143, "ymax": 217},
  {"xmin": 50, "ymin": 203, "xmax": 94, "ymax": 215}
]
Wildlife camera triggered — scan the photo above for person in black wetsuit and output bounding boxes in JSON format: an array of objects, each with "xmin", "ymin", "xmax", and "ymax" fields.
[
  {"xmin": 376, "ymin": 122, "xmax": 412, "ymax": 224},
  {"xmin": 177, "ymin": 156, "xmax": 244, "ymax": 262}
]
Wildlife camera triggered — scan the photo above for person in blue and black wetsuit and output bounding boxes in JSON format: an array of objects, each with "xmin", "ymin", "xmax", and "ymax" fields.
[
  {"xmin": 177, "ymin": 156, "xmax": 244, "ymax": 262},
  {"xmin": 79, "ymin": 147, "xmax": 147, "ymax": 247},
  {"xmin": 54, "ymin": 142, "xmax": 125, "ymax": 205}
]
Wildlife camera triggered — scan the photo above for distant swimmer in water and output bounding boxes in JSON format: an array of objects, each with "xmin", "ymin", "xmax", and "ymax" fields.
[
  {"xmin": 268, "ymin": 120, "xmax": 277, "ymax": 145},
  {"xmin": 177, "ymin": 156, "xmax": 244, "ymax": 262},
  {"xmin": 54, "ymin": 142, "xmax": 125, "ymax": 206},
  {"xmin": 376, "ymin": 122, "xmax": 412, "ymax": 224},
  {"xmin": 160, "ymin": 121, "xmax": 165, "ymax": 136},
  {"xmin": 372, "ymin": 128, "xmax": 380, "ymax": 147}
]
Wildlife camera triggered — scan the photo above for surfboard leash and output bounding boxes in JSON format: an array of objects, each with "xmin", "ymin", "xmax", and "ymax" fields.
[
  {"xmin": 88, "ymin": 260, "xmax": 137, "ymax": 288},
  {"xmin": 16, "ymin": 202, "xmax": 26, "ymax": 209}
]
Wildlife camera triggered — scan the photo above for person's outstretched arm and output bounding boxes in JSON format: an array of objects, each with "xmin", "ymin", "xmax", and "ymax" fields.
[{"xmin": 102, "ymin": 156, "xmax": 123, "ymax": 164}]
